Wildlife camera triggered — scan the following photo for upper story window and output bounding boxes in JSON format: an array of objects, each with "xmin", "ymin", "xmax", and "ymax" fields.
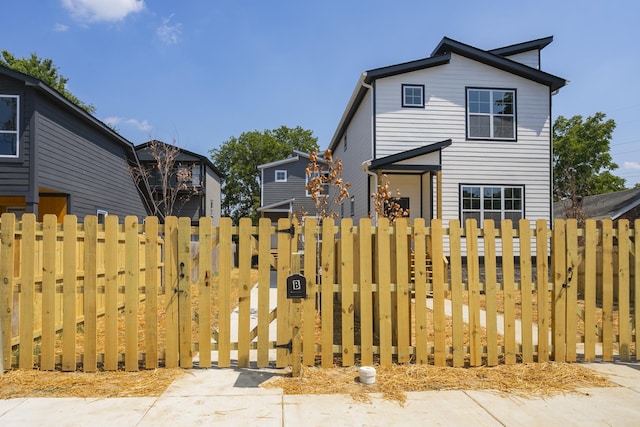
[
  {"xmin": 306, "ymin": 170, "xmax": 329, "ymax": 197},
  {"xmin": 402, "ymin": 84, "xmax": 424, "ymax": 108},
  {"xmin": 0, "ymin": 95, "xmax": 19, "ymax": 157},
  {"xmin": 461, "ymin": 185, "xmax": 523, "ymax": 227},
  {"xmin": 191, "ymin": 166, "xmax": 201, "ymax": 187},
  {"xmin": 466, "ymin": 88, "xmax": 516, "ymax": 140},
  {"xmin": 275, "ymin": 170, "xmax": 287, "ymax": 182}
]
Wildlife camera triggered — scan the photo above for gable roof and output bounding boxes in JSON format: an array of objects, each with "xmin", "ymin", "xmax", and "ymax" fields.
[
  {"xmin": 368, "ymin": 139, "xmax": 452, "ymax": 170},
  {"xmin": 0, "ymin": 64, "xmax": 138, "ymax": 157},
  {"xmin": 554, "ymin": 188, "xmax": 640, "ymax": 220},
  {"xmin": 257, "ymin": 150, "xmax": 324, "ymax": 170},
  {"xmin": 136, "ymin": 140, "xmax": 224, "ymax": 178},
  {"xmin": 329, "ymin": 36, "xmax": 567, "ymax": 152}
]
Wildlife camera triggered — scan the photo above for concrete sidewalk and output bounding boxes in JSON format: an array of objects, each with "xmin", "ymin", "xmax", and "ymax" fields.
[{"xmin": 1, "ymin": 361, "xmax": 640, "ymax": 426}]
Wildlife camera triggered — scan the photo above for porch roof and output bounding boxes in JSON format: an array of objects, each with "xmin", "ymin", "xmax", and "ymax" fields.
[
  {"xmin": 257, "ymin": 198, "xmax": 295, "ymax": 212},
  {"xmin": 368, "ymin": 139, "xmax": 452, "ymax": 171}
]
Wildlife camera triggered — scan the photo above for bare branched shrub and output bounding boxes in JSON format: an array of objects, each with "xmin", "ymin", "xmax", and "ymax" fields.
[
  {"xmin": 130, "ymin": 139, "xmax": 200, "ymax": 221},
  {"xmin": 305, "ymin": 149, "xmax": 351, "ymax": 219},
  {"xmin": 371, "ymin": 174, "xmax": 410, "ymax": 223}
]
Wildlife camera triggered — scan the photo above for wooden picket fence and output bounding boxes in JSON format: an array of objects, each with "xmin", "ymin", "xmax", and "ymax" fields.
[{"xmin": 0, "ymin": 213, "xmax": 638, "ymax": 372}]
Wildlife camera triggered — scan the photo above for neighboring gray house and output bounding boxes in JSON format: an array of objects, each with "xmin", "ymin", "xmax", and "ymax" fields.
[
  {"xmin": 258, "ymin": 150, "xmax": 326, "ymax": 222},
  {"xmin": 135, "ymin": 141, "xmax": 223, "ymax": 225},
  {"xmin": 0, "ymin": 64, "xmax": 149, "ymax": 223},
  {"xmin": 328, "ymin": 36, "xmax": 567, "ymax": 228}
]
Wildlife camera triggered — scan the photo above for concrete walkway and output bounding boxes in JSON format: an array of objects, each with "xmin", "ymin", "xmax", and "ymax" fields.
[{"xmin": 1, "ymin": 362, "xmax": 640, "ymax": 426}]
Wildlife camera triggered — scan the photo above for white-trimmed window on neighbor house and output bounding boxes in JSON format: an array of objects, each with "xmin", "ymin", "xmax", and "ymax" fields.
[
  {"xmin": 402, "ymin": 84, "xmax": 424, "ymax": 108},
  {"xmin": 306, "ymin": 170, "xmax": 329, "ymax": 196},
  {"xmin": 275, "ymin": 170, "xmax": 287, "ymax": 182},
  {"xmin": 0, "ymin": 95, "xmax": 19, "ymax": 157},
  {"xmin": 467, "ymin": 88, "xmax": 516, "ymax": 140},
  {"xmin": 97, "ymin": 209, "xmax": 108, "ymax": 225},
  {"xmin": 461, "ymin": 185, "xmax": 523, "ymax": 226}
]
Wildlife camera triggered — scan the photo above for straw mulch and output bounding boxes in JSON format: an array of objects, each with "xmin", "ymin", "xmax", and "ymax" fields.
[
  {"xmin": 0, "ymin": 368, "xmax": 185, "ymax": 399},
  {"xmin": 263, "ymin": 362, "xmax": 615, "ymax": 406}
]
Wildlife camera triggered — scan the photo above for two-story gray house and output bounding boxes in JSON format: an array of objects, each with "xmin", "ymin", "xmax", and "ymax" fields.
[
  {"xmin": 135, "ymin": 140, "xmax": 223, "ymax": 225},
  {"xmin": 258, "ymin": 150, "xmax": 327, "ymax": 223},
  {"xmin": 0, "ymin": 65, "xmax": 149, "ymax": 223}
]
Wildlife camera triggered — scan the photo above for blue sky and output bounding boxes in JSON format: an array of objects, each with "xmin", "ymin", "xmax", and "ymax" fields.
[{"xmin": 3, "ymin": 1, "xmax": 640, "ymax": 186}]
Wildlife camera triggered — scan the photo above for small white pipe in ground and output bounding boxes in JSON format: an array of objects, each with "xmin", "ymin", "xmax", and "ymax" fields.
[{"xmin": 359, "ymin": 366, "xmax": 376, "ymax": 384}]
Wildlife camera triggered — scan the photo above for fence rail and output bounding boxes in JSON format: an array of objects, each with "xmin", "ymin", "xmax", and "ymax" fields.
[{"xmin": 0, "ymin": 213, "xmax": 638, "ymax": 371}]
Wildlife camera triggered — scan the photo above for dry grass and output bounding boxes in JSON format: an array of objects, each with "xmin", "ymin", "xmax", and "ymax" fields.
[
  {"xmin": 264, "ymin": 362, "xmax": 616, "ymax": 405},
  {"xmin": 0, "ymin": 368, "xmax": 185, "ymax": 399}
]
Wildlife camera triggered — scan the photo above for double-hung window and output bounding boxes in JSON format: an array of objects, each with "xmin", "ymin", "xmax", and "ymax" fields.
[
  {"xmin": 402, "ymin": 84, "xmax": 424, "ymax": 108},
  {"xmin": 0, "ymin": 95, "xmax": 19, "ymax": 157},
  {"xmin": 275, "ymin": 170, "xmax": 287, "ymax": 182},
  {"xmin": 467, "ymin": 88, "xmax": 515, "ymax": 140},
  {"xmin": 306, "ymin": 170, "xmax": 329, "ymax": 197},
  {"xmin": 461, "ymin": 185, "xmax": 523, "ymax": 226}
]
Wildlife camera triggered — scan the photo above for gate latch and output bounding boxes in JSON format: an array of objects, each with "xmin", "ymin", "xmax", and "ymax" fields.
[
  {"xmin": 275, "ymin": 339, "xmax": 293, "ymax": 353},
  {"xmin": 276, "ymin": 225, "xmax": 295, "ymax": 236}
]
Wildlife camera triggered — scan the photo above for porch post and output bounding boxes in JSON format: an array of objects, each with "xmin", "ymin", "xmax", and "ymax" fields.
[{"xmin": 436, "ymin": 170, "xmax": 442, "ymax": 219}]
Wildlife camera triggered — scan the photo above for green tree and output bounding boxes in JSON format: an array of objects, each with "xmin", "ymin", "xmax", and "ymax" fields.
[
  {"xmin": 210, "ymin": 126, "xmax": 318, "ymax": 223},
  {"xmin": 553, "ymin": 112, "xmax": 625, "ymax": 197},
  {"xmin": 0, "ymin": 50, "xmax": 95, "ymax": 114}
]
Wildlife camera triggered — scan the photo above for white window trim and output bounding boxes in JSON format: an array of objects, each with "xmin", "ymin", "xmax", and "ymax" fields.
[
  {"xmin": 402, "ymin": 84, "xmax": 424, "ymax": 108},
  {"xmin": 460, "ymin": 185, "xmax": 523, "ymax": 224},
  {"xmin": 275, "ymin": 170, "xmax": 287, "ymax": 182},
  {"xmin": 466, "ymin": 88, "xmax": 516, "ymax": 140},
  {"xmin": 306, "ymin": 170, "xmax": 329, "ymax": 197},
  {"xmin": 0, "ymin": 95, "xmax": 19, "ymax": 158}
]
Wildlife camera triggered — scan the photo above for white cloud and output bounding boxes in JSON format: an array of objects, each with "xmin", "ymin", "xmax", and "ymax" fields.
[
  {"xmin": 156, "ymin": 14, "xmax": 182, "ymax": 46},
  {"xmin": 62, "ymin": 0, "xmax": 145, "ymax": 23},
  {"xmin": 104, "ymin": 116, "xmax": 152, "ymax": 134},
  {"xmin": 623, "ymin": 161, "xmax": 640, "ymax": 169},
  {"xmin": 54, "ymin": 23, "xmax": 69, "ymax": 32}
]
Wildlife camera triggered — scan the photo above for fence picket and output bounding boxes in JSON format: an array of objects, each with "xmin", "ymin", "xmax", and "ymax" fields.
[
  {"xmin": 518, "ymin": 219, "xmax": 534, "ymax": 363},
  {"xmin": 466, "ymin": 219, "xmax": 482, "ymax": 366},
  {"xmin": 257, "ymin": 218, "xmax": 272, "ymax": 367},
  {"xmin": 394, "ymin": 218, "xmax": 410, "ymax": 364},
  {"xmin": 0, "ymin": 213, "xmax": 15, "ymax": 371},
  {"xmin": 483, "ymin": 220, "xmax": 498, "ymax": 366},
  {"xmin": 601, "ymin": 219, "xmax": 614, "ymax": 361},
  {"xmin": 303, "ymin": 217, "xmax": 318, "ymax": 366},
  {"xmin": 19, "ymin": 214, "xmax": 36, "ymax": 369},
  {"xmin": 377, "ymin": 218, "xmax": 392, "ymax": 365},
  {"xmin": 144, "ymin": 216, "xmax": 159, "ymax": 369},
  {"xmin": 501, "ymin": 220, "xmax": 516, "ymax": 365},
  {"xmin": 321, "ymin": 219, "xmax": 335, "ymax": 367},
  {"xmin": 583, "ymin": 219, "xmax": 597, "ymax": 361},
  {"xmin": 276, "ymin": 218, "xmax": 292, "ymax": 368},
  {"xmin": 83, "ymin": 216, "xmax": 98, "ymax": 372},
  {"xmin": 565, "ymin": 219, "xmax": 578, "ymax": 362},
  {"xmin": 431, "ymin": 219, "xmax": 446, "ymax": 366},
  {"xmin": 124, "ymin": 216, "xmax": 140, "ymax": 371},
  {"xmin": 449, "ymin": 220, "xmax": 464, "ymax": 367},
  {"xmin": 536, "ymin": 219, "xmax": 550, "ymax": 362},
  {"xmin": 635, "ymin": 219, "xmax": 640, "ymax": 361},
  {"xmin": 164, "ymin": 217, "xmax": 179, "ymax": 368},
  {"xmin": 237, "ymin": 218, "xmax": 252, "ymax": 368},
  {"xmin": 340, "ymin": 219, "xmax": 355, "ymax": 366},
  {"xmin": 217, "ymin": 218, "xmax": 232, "ymax": 367},
  {"xmin": 618, "ymin": 220, "xmax": 631, "ymax": 361},
  {"xmin": 358, "ymin": 218, "xmax": 374, "ymax": 366},
  {"xmin": 177, "ymin": 217, "xmax": 192, "ymax": 369},
  {"xmin": 104, "ymin": 215, "xmax": 119, "ymax": 370},
  {"xmin": 413, "ymin": 219, "xmax": 428, "ymax": 365},
  {"xmin": 552, "ymin": 219, "xmax": 566, "ymax": 362},
  {"xmin": 61, "ymin": 215, "xmax": 77, "ymax": 371}
]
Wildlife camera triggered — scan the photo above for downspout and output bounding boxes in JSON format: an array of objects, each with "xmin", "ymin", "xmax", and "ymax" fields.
[{"xmin": 361, "ymin": 160, "xmax": 378, "ymax": 223}]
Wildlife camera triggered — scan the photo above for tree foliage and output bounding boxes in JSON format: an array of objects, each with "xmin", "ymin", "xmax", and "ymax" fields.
[
  {"xmin": 303, "ymin": 149, "xmax": 351, "ymax": 219},
  {"xmin": 553, "ymin": 113, "xmax": 625, "ymax": 203},
  {"xmin": 0, "ymin": 50, "xmax": 95, "ymax": 114},
  {"xmin": 210, "ymin": 126, "xmax": 318, "ymax": 224},
  {"xmin": 371, "ymin": 174, "xmax": 410, "ymax": 223}
]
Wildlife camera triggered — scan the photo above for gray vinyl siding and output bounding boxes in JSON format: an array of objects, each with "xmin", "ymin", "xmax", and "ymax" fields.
[
  {"xmin": 334, "ymin": 90, "xmax": 373, "ymax": 221},
  {"xmin": 262, "ymin": 158, "xmax": 317, "ymax": 216},
  {"xmin": 205, "ymin": 168, "xmax": 222, "ymax": 225},
  {"xmin": 502, "ymin": 51, "xmax": 540, "ymax": 69},
  {"xmin": 34, "ymin": 94, "xmax": 148, "ymax": 220},
  {"xmin": 374, "ymin": 53, "xmax": 552, "ymax": 225},
  {"xmin": 0, "ymin": 79, "xmax": 31, "ymax": 195}
]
